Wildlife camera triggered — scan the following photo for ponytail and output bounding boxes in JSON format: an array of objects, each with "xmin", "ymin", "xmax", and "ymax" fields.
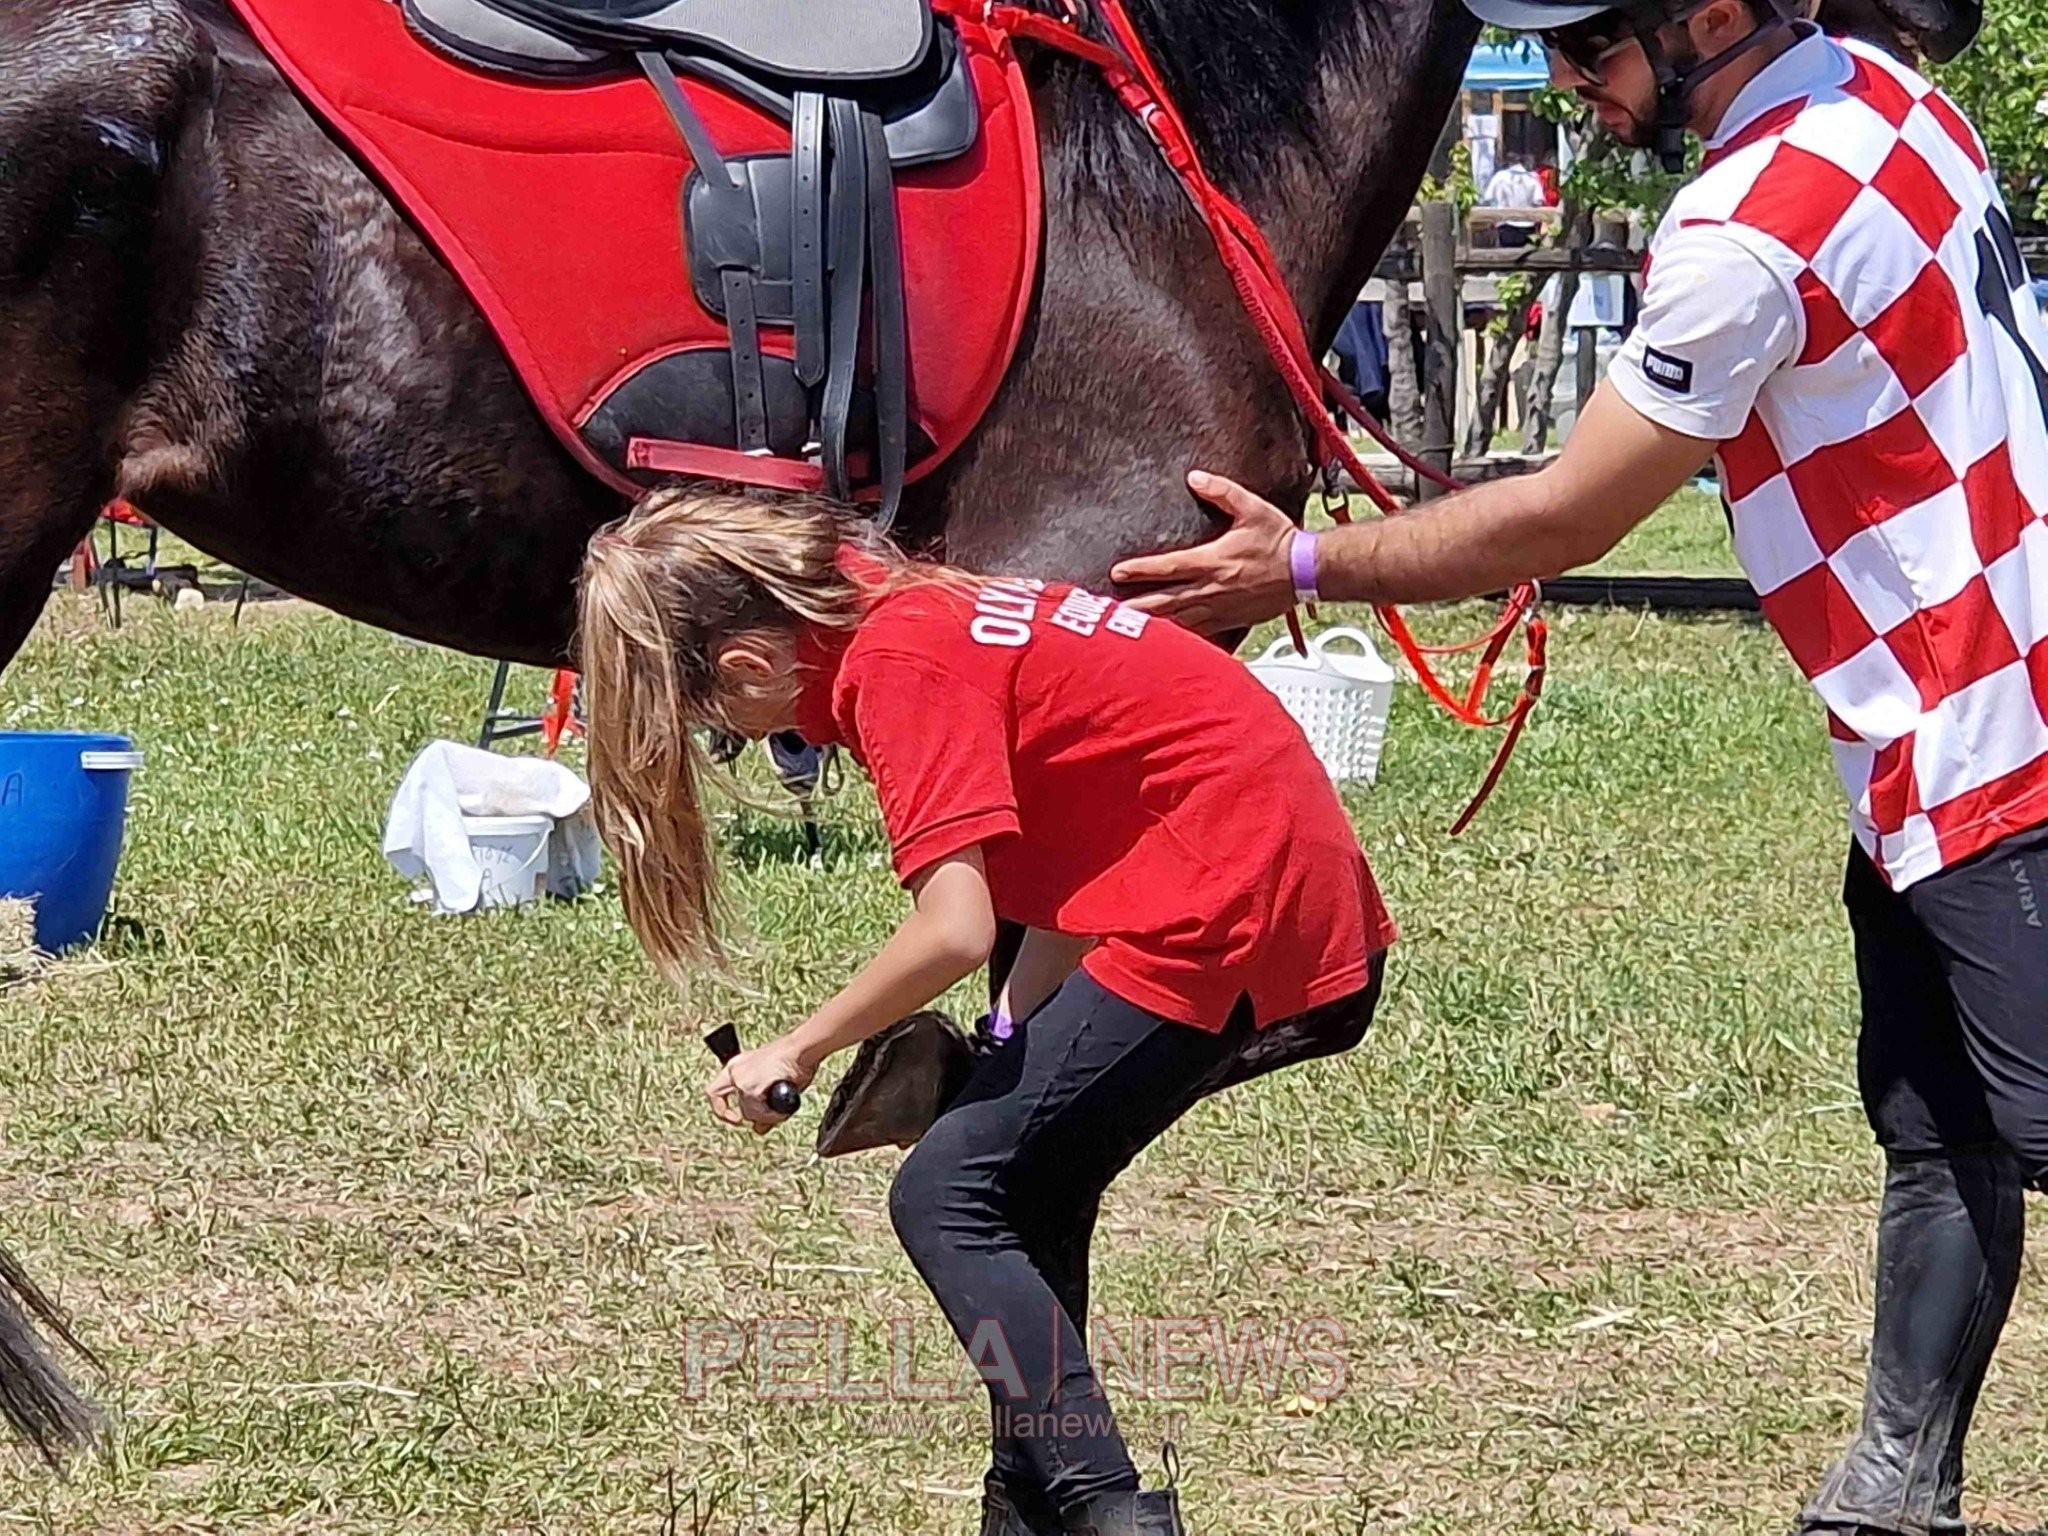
[
  {"xmin": 576, "ymin": 486, "xmax": 929, "ymax": 984},
  {"xmin": 578, "ymin": 527, "xmax": 725, "ymax": 982}
]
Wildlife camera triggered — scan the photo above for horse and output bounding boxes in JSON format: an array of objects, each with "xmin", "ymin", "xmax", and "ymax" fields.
[
  {"xmin": 0, "ymin": 0, "xmax": 1979, "ymax": 674},
  {"xmin": 0, "ymin": 0, "xmax": 1486, "ymax": 673},
  {"xmin": 0, "ymin": 0, "xmax": 1979, "ymax": 1462}
]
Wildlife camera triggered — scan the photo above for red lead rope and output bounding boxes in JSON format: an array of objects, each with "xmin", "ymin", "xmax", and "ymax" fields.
[{"xmin": 943, "ymin": 0, "xmax": 1548, "ymax": 833}]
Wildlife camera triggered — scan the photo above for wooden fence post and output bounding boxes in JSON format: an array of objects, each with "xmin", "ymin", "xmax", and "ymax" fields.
[
  {"xmin": 1573, "ymin": 311, "xmax": 1599, "ymax": 413},
  {"xmin": 1418, "ymin": 200, "xmax": 1459, "ymax": 500}
]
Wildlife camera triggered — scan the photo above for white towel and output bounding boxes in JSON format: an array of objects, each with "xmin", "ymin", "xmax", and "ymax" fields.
[{"xmin": 381, "ymin": 740, "xmax": 604, "ymax": 914}]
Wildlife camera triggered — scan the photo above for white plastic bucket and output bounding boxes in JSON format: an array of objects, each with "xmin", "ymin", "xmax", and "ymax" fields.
[
  {"xmin": 1247, "ymin": 625, "xmax": 1396, "ymax": 784},
  {"xmin": 461, "ymin": 814, "xmax": 553, "ymax": 910}
]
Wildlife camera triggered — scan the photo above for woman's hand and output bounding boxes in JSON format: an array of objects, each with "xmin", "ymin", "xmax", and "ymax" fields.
[
  {"xmin": 706, "ymin": 1040, "xmax": 817, "ymax": 1135},
  {"xmin": 1110, "ymin": 471, "xmax": 1299, "ymax": 635}
]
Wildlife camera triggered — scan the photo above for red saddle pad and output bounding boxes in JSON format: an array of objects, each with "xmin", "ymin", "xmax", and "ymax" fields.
[{"xmin": 225, "ymin": 0, "xmax": 1042, "ymax": 499}]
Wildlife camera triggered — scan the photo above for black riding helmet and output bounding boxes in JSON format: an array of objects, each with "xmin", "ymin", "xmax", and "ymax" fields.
[{"xmin": 1463, "ymin": 0, "xmax": 1806, "ymax": 169}]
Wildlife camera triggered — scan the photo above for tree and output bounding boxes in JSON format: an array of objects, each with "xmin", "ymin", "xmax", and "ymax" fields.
[
  {"xmin": 1930, "ymin": 10, "xmax": 2048, "ymax": 226},
  {"xmin": 1466, "ymin": 272, "xmax": 1533, "ymax": 455}
]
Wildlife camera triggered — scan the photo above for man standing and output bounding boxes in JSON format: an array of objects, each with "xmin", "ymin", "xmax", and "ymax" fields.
[
  {"xmin": 1481, "ymin": 154, "xmax": 1549, "ymax": 246},
  {"xmin": 1114, "ymin": 4, "xmax": 2046, "ymax": 1532}
]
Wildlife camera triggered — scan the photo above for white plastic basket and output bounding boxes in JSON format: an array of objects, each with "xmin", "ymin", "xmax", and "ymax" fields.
[{"xmin": 1247, "ymin": 625, "xmax": 1396, "ymax": 784}]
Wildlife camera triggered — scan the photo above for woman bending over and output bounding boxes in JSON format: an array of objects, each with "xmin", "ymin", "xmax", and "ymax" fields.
[{"xmin": 576, "ymin": 487, "xmax": 1395, "ymax": 1536}]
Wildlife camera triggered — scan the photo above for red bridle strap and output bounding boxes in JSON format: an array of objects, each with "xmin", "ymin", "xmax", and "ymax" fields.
[{"xmin": 942, "ymin": 0, "xmax": 1547, "ymax": 829}]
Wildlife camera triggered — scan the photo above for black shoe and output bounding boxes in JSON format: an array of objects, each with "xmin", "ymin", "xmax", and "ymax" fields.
[
  {"xmin": 980, "ymin": 1473, "xmax": 1059, "ymax": 1536},
  {"xmin": 1058, "ymin": 1488, "xmax": 1185, "ymax": 1536},
  {"xmin": 768, "ymin": 730, "xmax": 824, "ymax": 798},
  {"xmin": 1798, "ymin": 1150, "xmax": 2025, "ymax": 1536},
  {"xmin": 978, "ymin": 1489, "xmax": 1039, "ymax": 1536}
]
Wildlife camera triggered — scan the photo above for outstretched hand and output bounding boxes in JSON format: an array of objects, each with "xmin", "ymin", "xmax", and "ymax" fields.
[
  {"xmin": 706, "ymin": 1039, "xmax": 815, "ymax": 1135},
  {"xmin": 1110, "ymin": 471, "xmax": 1300, "ymax": 636}
]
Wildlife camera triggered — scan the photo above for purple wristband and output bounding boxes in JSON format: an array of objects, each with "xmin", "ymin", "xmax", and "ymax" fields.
[
  {"xmin": 1289, "ymin": 529, "xmax": 1321, "ymax": 605},
  {"xmin": 990, "ymin": 1003, "xmax": 1015, "ymax": 1042}
]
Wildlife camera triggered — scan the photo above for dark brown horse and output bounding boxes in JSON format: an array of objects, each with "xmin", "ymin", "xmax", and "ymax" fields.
[
  {"xmin": 0, "ymin": 0, "xmax": 1480, "ymax": 674},
  {"xmin": 0, "ymin": 0, "xmax": 1978, "ymax": 1464},
  {"xmin": 0, "ymin": 0, "xmax": 1983, "ymax": 662}
]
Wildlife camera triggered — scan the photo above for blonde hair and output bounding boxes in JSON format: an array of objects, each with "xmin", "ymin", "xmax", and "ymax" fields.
[{"xmin": 576, "ymin": 485, "xmax": 923, "ymax": 984}]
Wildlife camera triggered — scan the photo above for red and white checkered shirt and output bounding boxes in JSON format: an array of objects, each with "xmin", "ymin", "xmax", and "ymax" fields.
[{"xmin": 1612, "ymin": 30, "xmax": 2048, "ymax": 889}]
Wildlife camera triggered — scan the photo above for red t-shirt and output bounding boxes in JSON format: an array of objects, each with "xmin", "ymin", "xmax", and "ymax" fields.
[{"xmin": 793, "ymin": 563, "xmax": 1397, "ymax": 1032}]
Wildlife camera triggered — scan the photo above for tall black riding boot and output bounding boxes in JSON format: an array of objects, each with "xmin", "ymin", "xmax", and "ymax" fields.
[{"xmin": 1800, "ymin": 1150, "xmax": 2025, "ymax": 1536}]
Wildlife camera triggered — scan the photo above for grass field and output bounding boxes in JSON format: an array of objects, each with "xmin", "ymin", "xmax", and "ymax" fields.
[{"xmin": 3, "ymin": 505, "xmax": 2045, "ymax": 1535}]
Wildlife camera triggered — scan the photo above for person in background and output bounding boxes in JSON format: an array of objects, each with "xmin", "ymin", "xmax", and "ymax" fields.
[
  {"xmin": 575, "ymin": 488, "xmax": 1395, "ymax": 1536},
  {"xmin": 1331, "ymin": 299, "xmax": 1392, "ymax": 425},
  {"xmin": 1113, "ymin": 2, "xmax": 2048, "ymax": 1531},
  {"xmin": 1481, "ymin": 153, "xmax": 1549, "ymax": 246}
]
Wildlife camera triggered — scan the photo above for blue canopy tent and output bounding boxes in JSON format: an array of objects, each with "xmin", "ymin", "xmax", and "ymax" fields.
[
  {"xmin": 1464, "ymin": 41, "xmax": 1549, "ymax": 93},
  {"xmin": 1460, "ymin": 41, "xmax": 1561, "ymax": 190}
]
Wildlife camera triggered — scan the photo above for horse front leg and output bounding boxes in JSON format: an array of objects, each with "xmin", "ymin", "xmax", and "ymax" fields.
[
  {"xmin": 0, "ymin": 251, "xmax": 125, "ymax": 669},
  {"xmin": 0, "ymin": 165, "xmax": 125, "ymax": 668},
  {"xmin": 0, "ymin": 490, "xmax": 103, "ymax": 675},
  {"xmin": 0, "ymin": 0, "xmax": 204, "ymax": 672},
  {"xmin": 0, "ymin": 273, "xmax": 109, "ymax": 1445}
]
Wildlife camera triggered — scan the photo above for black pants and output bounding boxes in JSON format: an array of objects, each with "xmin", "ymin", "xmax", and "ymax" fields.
[
  {"xmin": 887, "ymin": 963, "xmax": 1383, "ymax": 1521},
  {"xmin": 1849, "ymin": 821, "xmax": 2048, "ymax": 1182}
]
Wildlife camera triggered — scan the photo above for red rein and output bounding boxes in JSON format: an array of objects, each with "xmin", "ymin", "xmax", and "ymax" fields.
[{"xmin": 945, "ymin": 0, "xmax": 1548, "ymax": 833}]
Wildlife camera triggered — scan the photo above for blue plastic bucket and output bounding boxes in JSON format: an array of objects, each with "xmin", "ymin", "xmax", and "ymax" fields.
[{"xmin": 0, "ymin": 732, "xmax": 143, "ymax": 953}]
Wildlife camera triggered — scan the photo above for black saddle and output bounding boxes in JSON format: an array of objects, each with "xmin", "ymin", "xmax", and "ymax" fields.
[
  {"xmin": 408, "ymin": 0, "xmax": 933, "ymax": 83},
  {"xmin": 401, "ymin": 0, "xmax": 973, "ymax": 525}
]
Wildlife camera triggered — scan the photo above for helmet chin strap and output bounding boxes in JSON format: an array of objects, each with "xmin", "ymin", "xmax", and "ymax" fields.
[{"xmin": 1627, "ymin": 6, "xmax": 1792, "ymax": 172}]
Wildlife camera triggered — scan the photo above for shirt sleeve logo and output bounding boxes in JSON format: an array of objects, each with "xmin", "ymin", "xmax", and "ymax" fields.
[{"xmin": 1641, "ymin": 346, "xmax": 1695, "ymax": 394}]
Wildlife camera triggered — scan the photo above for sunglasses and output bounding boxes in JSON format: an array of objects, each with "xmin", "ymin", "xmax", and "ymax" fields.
[{"xmin": 1538, "ymin": 14, "xmax": 1641, "ymax": 83}]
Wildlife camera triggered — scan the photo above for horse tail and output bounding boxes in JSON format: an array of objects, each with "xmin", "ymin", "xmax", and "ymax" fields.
[{"xmin": 0, "ymin": 1240, "xmax": 99, "ymax": 1463}]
